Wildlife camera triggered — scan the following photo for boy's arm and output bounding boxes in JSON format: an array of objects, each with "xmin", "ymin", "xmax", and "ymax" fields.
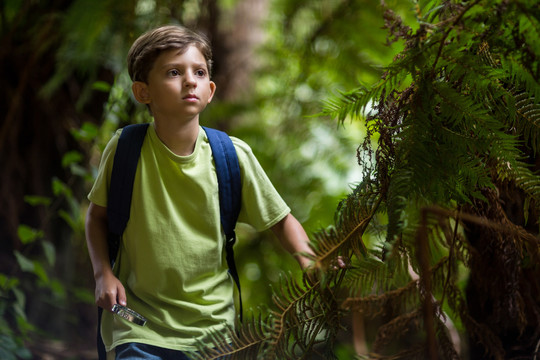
[
  {"xmin": 270, "ymin": 213, "xmax": 315, "ymax": 270},
  {"xmin": 85, "ymin": 202, "xmax": 127, "ymax": 311},
  {"xmin": 271, "ymin": 213, "xmax": 348, "ymax": 272}
]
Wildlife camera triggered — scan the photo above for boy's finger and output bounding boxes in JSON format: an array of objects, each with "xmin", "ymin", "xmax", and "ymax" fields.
[
  {"xmin": 97, "ymin": 296, "xmax": 115, "ymax": 312},
  {"xmin": 117, "ymin": 283, "xmax": 127, "ymax": 307}
]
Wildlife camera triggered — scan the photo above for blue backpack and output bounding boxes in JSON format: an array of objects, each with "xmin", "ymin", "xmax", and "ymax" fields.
[{"xmin": 97, "ymin": 123, "xmax": 242, "ymax": 359}]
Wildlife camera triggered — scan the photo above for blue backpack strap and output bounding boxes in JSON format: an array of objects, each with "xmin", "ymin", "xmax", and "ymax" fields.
[
  {"xmin": 98, "ymin": 123, "xmax": 149, "ymax": 360},
  {"xmin": 107, "ymin": 123, "xmax": 149, "ymax": 265},
  {"xmin": 202, "ymin": 126, "xmax": 243, "ymax": 321}
]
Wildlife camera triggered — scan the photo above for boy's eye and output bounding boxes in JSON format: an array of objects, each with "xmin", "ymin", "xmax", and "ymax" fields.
[
  {"xmin": 195, "ymin": 69, "xmax": 206, "ymax": 77},
  {"xmin": 168, "ymin": 69, "xmax": 180, "ymax": 77}
]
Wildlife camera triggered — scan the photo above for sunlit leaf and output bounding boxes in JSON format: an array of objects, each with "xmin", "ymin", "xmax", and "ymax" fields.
[{"xmin": 92, "ymin": 80, "xmax": 111, "ymax": 92}]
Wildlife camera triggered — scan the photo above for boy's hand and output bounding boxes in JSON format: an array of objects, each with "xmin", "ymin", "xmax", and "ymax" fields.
[{"xmin": 95, "ymin": 271, "xmax": 127, "ymax": 312}]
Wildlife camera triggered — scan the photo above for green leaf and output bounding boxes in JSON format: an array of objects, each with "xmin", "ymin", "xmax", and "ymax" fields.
[
  {"xmin": 51, "ymin": 178, "xmax": 72, "ymax": 198},
  {"xmin": 49, "ymin": 279, "xmax": 66, "ymax": 300},
  {"xmin": 13, "ymin": 252, "xmax": 34, "ymax": 273},
  {"xmin": 23, "ymin": 195, "xmax": 52, "ymax": 207},
  {"xmin": 61, "ymin": 150, "xmax": 83, "ymax": 168},
  {"xmin": 11, "ymin": 287, "xmax": 26, "ymax": 321},
  {"xmin": 14, "ymin": 252, "xmax": 49, "ymax": 283},
  {"xmin": 92, "ymin": 80, "xmax": 111, "ymax": 92},
  {"xmin": 32, "ymin": 262, "xmax": 49, "ymax": 284},
  {"xmin": 58, "ymin": 209, "xmax": 77, "ymax": 230},
  {"xmin": 17, "ymin": 225, "xmax": 44, "ymax": 245},
  {"xmin": 69, "ymin": 163, "xmax": 90, "ymax": 178},
  {"xmin": 70, "ymin": 122, "xmax": 99, "ymax": 142},
  {"xmin": 0, "ymin": 275, "xmax": 19, "ymax": 292},
  {"xmin": 0, "ymin": 334, "xmax": 18, "ymax": 360},
  {"xmin": 41, "ymin": 240, "xmax": 56, "ymax": 266},
  {"xmin": 15, "ymin": 347, "xmax": 32, "ymax": 359},
  {"xmin": 15, "ymin": 315, "xmax": 35, "ymax": 334}
]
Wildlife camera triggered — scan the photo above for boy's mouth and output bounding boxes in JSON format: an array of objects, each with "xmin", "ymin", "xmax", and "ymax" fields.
[{"xmin": 183, "ymin": 94, "xmax": 198, "ymax": 100}]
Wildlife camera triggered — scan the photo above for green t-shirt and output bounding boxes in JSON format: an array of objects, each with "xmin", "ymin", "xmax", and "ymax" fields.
[{"xmin": 88, "ymin": 124, "xmax": 290, "ymax": 351}]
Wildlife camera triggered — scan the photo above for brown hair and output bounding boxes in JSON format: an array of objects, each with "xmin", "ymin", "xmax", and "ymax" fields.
[{"xmin": 127, "ymin": 25, "xmax": 213, "ymax": 83}]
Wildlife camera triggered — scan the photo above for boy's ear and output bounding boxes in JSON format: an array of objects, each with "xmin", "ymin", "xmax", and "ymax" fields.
[
  {"xmin": 207, "ymin": 81, "xmax": 216, "ymax": 104},
  {"xmin": 132, "ymin": 81, "xmax": 151, "ymax": 104}
]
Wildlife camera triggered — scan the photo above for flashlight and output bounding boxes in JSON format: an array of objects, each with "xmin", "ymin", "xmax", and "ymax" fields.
[{"xmin": 112, "ymin": 304, "xmax": 147, "ymax": 326}]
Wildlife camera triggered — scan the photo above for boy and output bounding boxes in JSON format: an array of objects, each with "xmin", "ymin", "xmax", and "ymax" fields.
[{"xmin": 85, "ymin": 25, "xmax": 314, "ymax": 359}]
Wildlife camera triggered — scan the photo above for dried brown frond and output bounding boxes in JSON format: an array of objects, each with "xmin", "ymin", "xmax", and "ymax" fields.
[{"xmin": 342, "ymin": 278, "xmax": 419, "ymax": 318}]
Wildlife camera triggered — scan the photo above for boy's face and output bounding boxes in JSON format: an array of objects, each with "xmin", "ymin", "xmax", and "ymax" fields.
[{"xmin": 133, "ymin": 45, "xmax": 216, "ymax": 121}]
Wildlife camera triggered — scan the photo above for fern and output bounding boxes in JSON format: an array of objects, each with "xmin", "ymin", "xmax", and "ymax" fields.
[
  {"xmin": 265, "ymin": 272, "xmax": 345, "ymax": 360},
  {"xmin": 342, "ymin": 255, "xmax": 389, "ymax": 296},
  {"xmin": 309, "ymin": 183, "xmax": 381, "ymax": 270},
  {"xmin": 514, "ymin": 92, "xmax": 540, "ymax": 153},
  {"xmin": 320, "ymin": 62, "xmax": 411, "ymax": 123},
  {"xmin": 203, "ymin": 1, "xmax": 540, "ymax": 358}
]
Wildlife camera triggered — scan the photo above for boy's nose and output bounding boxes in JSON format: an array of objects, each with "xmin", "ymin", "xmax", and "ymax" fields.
[{"xmin": 184, "ymin": 74, "xmax": 197, "ymax": 87}]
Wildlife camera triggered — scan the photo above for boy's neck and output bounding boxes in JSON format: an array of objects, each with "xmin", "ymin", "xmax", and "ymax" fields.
[{"xmin": 152, "ymin": 117, "xmax": 200, "ymax": 156}]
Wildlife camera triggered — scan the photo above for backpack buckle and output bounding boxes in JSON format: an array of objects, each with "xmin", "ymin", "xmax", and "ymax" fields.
[{"xmin": 226, "ymin": 233, "xmax": 236, "ymax": 247}]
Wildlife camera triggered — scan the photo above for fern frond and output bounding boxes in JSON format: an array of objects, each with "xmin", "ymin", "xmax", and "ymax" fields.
[
  {"xmin": 502, "ymin": 57, "xmax": 540, "ymax": 103},
  {"xmin": 433, "ymin": 79, "xmax": 491, "ymax": 129},
  {"xmin": 513, "ymin": 90, "xmax": 540, "ymax": 153},
  {"xmin": 372, "ymin": 308, "xmax": 424, "ymax": 353},
  {"xmin": 309, "ymin": 184, "xmax": 381, "ymax": 270},
  {"xmin": 434, "ymin": 313, "xmax": 461, "ymax": 360},
  {"xmin": 385, "ymin": 168, "xmax": 412, "ymax": 245},
  {"xmin": 321, "ymin": 63, "xmax": 410, "ymax": 123},
  {"xmin": 321, "ymin": 86, "xmax": 372, "ymax": 122},
  {"xmin": 342, "ymin": 254, "xmax": 390, "ymax": 296},
  {"xmin": 496, "ymin": 159, "xmax": 540, "ymax": 218},
  {"xmin": 472, "ymin": 42, "xmax": 540, "ymax": 155},
  {"xmin": 372, "ymin": 300, "xmax": 459, "ymax": 359},
  {"xmin": 459, "ymin": 311, "xmax": 505, "ymax": 359},
  {"xmin": 342, "ymin": 278, "xmax": 420, "ymax": 317},
  {"xmin": 266, "ymin": 272, "xmax": 343, "ymax": 359},
  {"xmin": 191, "ymin": 314, "xmax": 273, "ymax": 360}
]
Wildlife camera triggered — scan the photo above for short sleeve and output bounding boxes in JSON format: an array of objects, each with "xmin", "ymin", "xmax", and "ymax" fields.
[
  {"xmin": 87, "ymin": 130, "xmax": 121, "ymax": 207},
  {"xmin": 232, "ymin": 137, "xmax": 291, "ymax": 231}
]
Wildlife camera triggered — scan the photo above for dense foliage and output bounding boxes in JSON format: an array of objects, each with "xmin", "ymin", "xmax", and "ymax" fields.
[{"xmin": 196, "ymin": 0, "xmax": 540, "ymax": 359}]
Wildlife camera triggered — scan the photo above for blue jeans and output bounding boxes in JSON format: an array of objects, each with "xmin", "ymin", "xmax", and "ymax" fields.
[{"xmin": 115, "ymin": 343, "xmax": 192, "ymax": 360}]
